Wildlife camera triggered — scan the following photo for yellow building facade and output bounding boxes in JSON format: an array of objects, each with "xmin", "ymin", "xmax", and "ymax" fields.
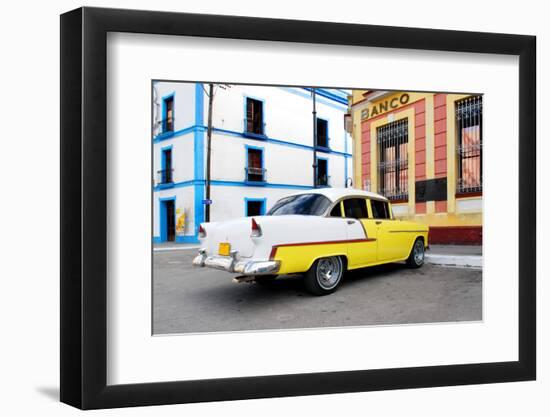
[{"xmin": 348, "ymin": 90, "xmax": 483, "ymax": 244}]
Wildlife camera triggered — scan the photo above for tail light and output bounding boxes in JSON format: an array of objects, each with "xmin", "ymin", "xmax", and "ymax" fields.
[
  {"xmin": 251, "ymin": 218, "xmax": 262, "ymax": 238},
  {"xmin": 198, "ymin": 224, "xmax": 206, "ymax": 238}
]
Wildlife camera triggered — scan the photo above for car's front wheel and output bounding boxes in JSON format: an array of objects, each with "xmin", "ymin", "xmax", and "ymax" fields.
[
  {"xmin": 304, "ymin": 256, "xmax": 344, "ymax": 296},
  {"xmin": 406, "ymin": 238, "xmax": 425, "ymax": 268}
]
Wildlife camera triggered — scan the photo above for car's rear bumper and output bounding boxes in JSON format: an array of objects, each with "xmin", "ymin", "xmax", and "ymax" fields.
[{"xmin": 192, "ymin": 249, "xmax": 280, "ymax": 275}]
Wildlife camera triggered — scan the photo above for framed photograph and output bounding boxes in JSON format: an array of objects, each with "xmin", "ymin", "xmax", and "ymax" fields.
[{"xmin": 60, "ymin": 7, "xmax": 536, "ymax": 409}]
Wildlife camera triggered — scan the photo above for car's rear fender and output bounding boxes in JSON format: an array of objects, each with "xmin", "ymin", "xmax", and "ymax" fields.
[
  {"xmin": 199, "ymin": 215, "xmax": 358, "ymax": 272},
  {"xmin": 254, "ymin": 215, "xmax": 354, "ymax": 274},
  {"xmin": 272, "ymin": 243, "xmax": 349, "ymax": 274}
]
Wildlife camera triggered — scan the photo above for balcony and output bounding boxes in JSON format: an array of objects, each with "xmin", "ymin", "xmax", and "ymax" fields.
[
  {"xmin": 157, "ymin": 168, "xmax": 174, "ymax": 187},
  {"xmin": 316, "ymin": 174, "xmax": 331, "ymax": 187},
  {"xmin": 154, "ymin": 118, "xmax": 175, "ymax": 138},
  {"xmin": 315, "ymin": 135, "xmax": 330, "ymax": 151},
  {"xmin": 243, "ymin": 119, "xmax": 267, "ymax": 139},
  {"xmin": 244, "ymin": 166, "xmax": 267, "ymax": 184}
]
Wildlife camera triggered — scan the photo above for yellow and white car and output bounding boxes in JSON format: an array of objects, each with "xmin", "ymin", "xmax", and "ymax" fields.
[{"xmin": 192, "ymin": 188, "xmax": 429, "ymax": 295}]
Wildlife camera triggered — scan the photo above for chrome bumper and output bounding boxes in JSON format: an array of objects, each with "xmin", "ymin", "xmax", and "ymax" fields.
[{"xmin": 192, "ymin": 249, "xmax": 280, "ymax": 276}]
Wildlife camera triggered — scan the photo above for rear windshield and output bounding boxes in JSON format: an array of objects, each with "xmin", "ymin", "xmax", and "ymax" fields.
[{"xmin": 267, "ymin": 194, "xmax": 331, "ymax": 216}]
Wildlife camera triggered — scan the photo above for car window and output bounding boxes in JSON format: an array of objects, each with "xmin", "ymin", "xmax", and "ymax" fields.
[
  {"xmin": 329, "ymin": 203, "xmax": 342, "ymax": 217},
  {"xmin": 343, "ymin": 198, "xmax": 368, "ymax": 219},
  {"xmin": 370, "ymin": 199, "xmax": 391, "ymax": 219},
  {"xmin": 267, "ymin": 194, "xmax": 331, "ymax": 216}
]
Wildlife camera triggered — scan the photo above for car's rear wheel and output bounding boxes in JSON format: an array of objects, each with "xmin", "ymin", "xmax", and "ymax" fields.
[
  {"xmin": 406, "ymin": 238, "xmax": 425, "ymax": 268},
  {"xmin": 304, "ymin": 256, "xmax": 344, "ymax": 296}
]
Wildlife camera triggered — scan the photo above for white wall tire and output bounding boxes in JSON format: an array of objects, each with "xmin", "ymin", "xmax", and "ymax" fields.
[
  {"xmin": 406, "ymin": 238, "xmax": 425, "ymax": 268},
  {"xmin": 304, "ymin": 256, "xmax": 344, "ymax": 296}
]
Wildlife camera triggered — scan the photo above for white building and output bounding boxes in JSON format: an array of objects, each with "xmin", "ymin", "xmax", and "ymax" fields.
[{"xmin": 153, "ymin": 82, "xmax": 353, "ymax": 243}]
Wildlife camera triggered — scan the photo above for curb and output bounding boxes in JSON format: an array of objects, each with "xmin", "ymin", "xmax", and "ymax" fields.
[{"xmin": 425, "ymin": 254, "xmax": 482, "ymax": 269}]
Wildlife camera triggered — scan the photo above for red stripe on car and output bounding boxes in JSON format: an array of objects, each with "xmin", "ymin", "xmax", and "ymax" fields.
[{"xmin": 269, "ymin": 238, "xmax": 376, "ymax": 260}]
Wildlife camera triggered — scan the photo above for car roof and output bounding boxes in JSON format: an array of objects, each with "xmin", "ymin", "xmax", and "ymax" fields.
[{"xmin": 286, "ymin": 187, "xmax": 389, "ymax": 203}]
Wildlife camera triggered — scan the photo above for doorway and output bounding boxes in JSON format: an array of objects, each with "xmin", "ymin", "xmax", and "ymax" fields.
[{"xmin": 161, "ymin": 198, "xmax": 176, "ymax": 242}]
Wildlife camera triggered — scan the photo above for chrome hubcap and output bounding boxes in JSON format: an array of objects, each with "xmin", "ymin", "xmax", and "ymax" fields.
[
  {"xmin": 413, "ymin": 241, "xmax": 424, "ymax": 265},
  {"xmin": 316, "ymin": 257, "xmax": 342, "ymax": 290}
]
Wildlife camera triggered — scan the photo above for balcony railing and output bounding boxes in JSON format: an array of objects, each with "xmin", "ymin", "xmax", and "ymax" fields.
[
  {"xmin": 157, "ymin": 168, "xmax": 174, "ymax": 185},
  {"xmin": 154, "ymin": 118, "xmax": 175, "ymax": 136},
  {"xmin": 317, "ymin": 174, "xmax": 331, "ymax": 187},
  {"xmin": 243, "ymin": 119, "xmax": 266, "ymax": 137},
  {"xmin": 244, "ymin": 166, "xmax": 267, "ymax": 183},
  {"xmin": 316, "ymin": 135, "xmax": 330, "ymax": 149}
]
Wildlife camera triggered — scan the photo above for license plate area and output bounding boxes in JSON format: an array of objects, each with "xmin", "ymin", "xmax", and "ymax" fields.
[{"xmin": 218, "ymin": 242, "xmax": 231, "ymax": 256}]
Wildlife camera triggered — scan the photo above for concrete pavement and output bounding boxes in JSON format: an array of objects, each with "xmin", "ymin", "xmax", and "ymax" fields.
[{"xmin": 153, "ymin": 249, "xmax": 482, "ymax": 335}]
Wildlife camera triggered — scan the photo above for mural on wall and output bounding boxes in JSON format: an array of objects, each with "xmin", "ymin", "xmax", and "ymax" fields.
[{"xmin": 176, "ymin": 208, "xmax": 186, "ymax": 236}]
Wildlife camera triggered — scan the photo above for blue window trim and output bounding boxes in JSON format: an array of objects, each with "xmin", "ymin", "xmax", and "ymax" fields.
[
  {"xmin": 244, "ymin": 197, "xmax": 267, "ymax": 216},
  {"xmin": 244, "ymin": 144, "xmax": 266, "ymax": 185},
  {"xmin": 158, "ymin": 196, "xmax": 176, "ymax": 242},
  {"xmin": 161, "ymin": 92, "xmax": 175, "ymax": 137},
  {"xmin": 316, "ymin": 156, "xmax": 330, "ymax": 188},
  {"xmin": 243, "ymin": 94, "xmax": 267, "ymax": 139},
  {"xmin": 158, "ymin": 145, "xmax": 174, "ymax": 189},
  {"xmin": 160, "ymin": 145, "xmax": 173, "ymax": 172}
]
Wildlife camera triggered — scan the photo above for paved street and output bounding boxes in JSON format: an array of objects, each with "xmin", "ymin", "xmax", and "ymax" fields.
[{"xmin": 153, "ymin": 249, "xmax": 482, "ymax": 335}]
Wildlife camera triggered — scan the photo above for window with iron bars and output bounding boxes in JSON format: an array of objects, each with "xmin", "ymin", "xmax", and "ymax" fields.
[
  {"xmin": 456, "ymin": 96, "xmax": 482, "ymax": 194},
  {"xmin": 377, "ymin": 118, "xmax": 408, "ymax": 201},
  {"xmin": 245, "ymin": 148, "xmax": 266, "ymax": 182}
]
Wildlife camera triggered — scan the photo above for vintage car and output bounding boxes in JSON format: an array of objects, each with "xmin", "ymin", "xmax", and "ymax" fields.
[{"xmin": 193, "ymin": 188, "xmax": 429, "ymax": 295}]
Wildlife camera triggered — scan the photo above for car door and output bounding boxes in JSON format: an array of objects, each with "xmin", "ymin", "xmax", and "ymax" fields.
[
  {"xmin": 339, "ymin": 197, "xmax": 377, "ymax": 268},
  {"xmin": 368, "ymin": 198, "xmax": 399, "ymax": 262}
]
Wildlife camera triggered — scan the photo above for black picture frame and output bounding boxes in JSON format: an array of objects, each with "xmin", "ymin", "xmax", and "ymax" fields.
[{"xmin": 60, "ymin": 6, "xmax": 536, "ymax": 410}]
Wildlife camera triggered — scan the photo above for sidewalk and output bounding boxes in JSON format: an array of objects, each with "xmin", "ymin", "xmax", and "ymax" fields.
[
  {"xmin": 426, "ymin": 244, "xmax": 482, "ymax": 269},
  {"xmin": 428, "ymin": 244, "xmax": 482, "ymax": 256}
]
